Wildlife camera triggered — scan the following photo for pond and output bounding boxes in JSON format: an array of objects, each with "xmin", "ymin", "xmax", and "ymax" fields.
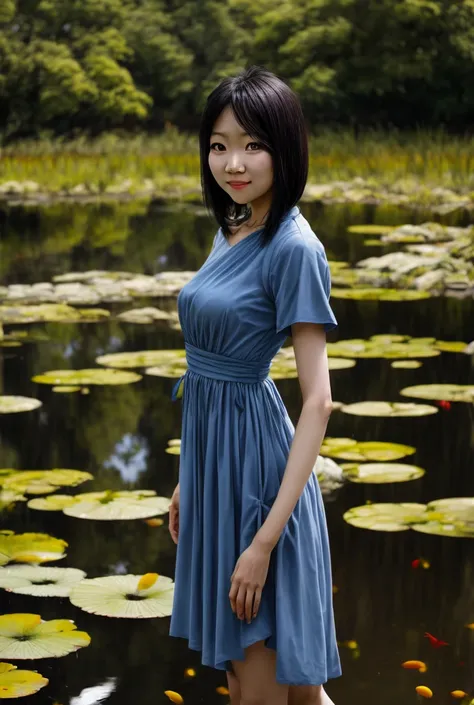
[{"xmin": 1, "ymin": 199, "xmax": 473, "ymax": 705}]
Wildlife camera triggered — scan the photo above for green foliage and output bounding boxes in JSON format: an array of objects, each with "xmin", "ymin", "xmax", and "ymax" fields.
[{"xmin": 1, "ymin": 0, "xmax": 474, "ymax": 138}]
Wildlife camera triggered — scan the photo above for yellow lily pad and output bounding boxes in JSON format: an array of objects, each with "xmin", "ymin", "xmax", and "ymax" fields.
[
  {"xmin": 340, "ymin": 401, "xmax": 438, "ymax": 417},
  {"xmin": 0, "ymin": 662, "xmax": 49, "ymax": 698},
  {"xmin": 0, "ymin": 397, "xmax": 42, "ymax": 414},
  {"xmin": 0, "ymin": 614, "xmax": 90, "ymax": 659},
  {"xmin": 341, "ymin": 463, "xmax": 425, "ymax": 484},
  {"xmin": 0, "ymin": 531, "xmax": 67, "ymax": 567},
  {"xmin": 391, "ymin": 360, "xmax": 423, "ymax": 369},
  {"xmin": 27, "ymin": 495, "xmax": 79, "ymax": 512},
  {"xmin": 347, "ymin": 225, "xmax": 398, "ymax": 235},
  {"xmin": 330, "ymin": 288, "xmax": 431, "ymax": 301},
  {"xmin": 400, "ymin": 384, "xmax": 474, "ymax": 403},
  {"xmin": 52, "ymin": 386, "xmax": 82, "ymax": 393},
  {"xmin": 1, "ymin": 470, "xmax": 93, "ymax": 495},
  {"xmin": 0, "ymin": 304, "xmax": 110, "ymax": 324},
  {"xmin": 69, "ymin": 574, "xmax": 175, "ymax": 618},
  {"xmin": 320, "ymin": 438, "xmax": 416, "ymax": 461},
  {"xmin": 0, "ymin": 567, "xmax": 86, "ymax": 597},
  {"xmin": 97, "ymin": 350, "xmax": 188, "ymax": 372},
  {"xmin": 344, "ymin": 503, "xmax": 427, "ymax": 531},
  {"xmin": 32, "ymin": 369, "xmax": 142, "ymax": 386},
  {"xmin": 62, "ymin": 490, "xmax": 171, "ymax": 520}
]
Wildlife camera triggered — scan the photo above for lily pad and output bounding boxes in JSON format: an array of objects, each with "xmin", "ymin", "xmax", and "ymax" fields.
[
  {"xmin": 69, "ymin": 574, "xmax": 175, "ymax": 618},
  {"xmin": 0, "ymin": 531, "xmax": 67, "ymax": 567},
  {"xmin": 411, "ymin": 497, "xmax": 474, "ymax": 538},
  {"xmin": 0, "ymin": 491, "xmax": 27, "ymax": 511},
  {"xmin": 62, "ymin": 490, "xmax": 171, "ymax": 520},
  {"xmin": 340, "ymin": 463, "xmax": 425, "ymax": 483},
  {"xmin": 97, "ymin": 350, "xmax": 188, "ymax": 373},
  {"xmin": 27, "ymin": 495, "xmax": 79, "ymax": 512},
  {"xmin": 340, "ymin": 401, "xmax": 438, "ymax": 417},
  {"xmin": 0, "ymin": 614, "xmax": 90, "ymax": 659},
  {"xmin": 347, "ymin": 225, "xmax": 398, "ymax": 235},
  {"xmin": 1, "ymin": 470, "xmax": 93, "ymax": 495},
  {"xmin": 326, "ymin": 337, "xmax": 440, "ymax": 359},
  {"xmin": 391, "ymin": 360, "xmax": 423, "ymax": 369},
  {"xmin": 0, "ymin": 662, "xmax": 49, "ymax": 698},
  {"xmin": 0, "ymin": 397, "xmax": 42, "ymax": 414},
  {"xmin": 117, "ymin": 308, "xmax": 173, "ymax": 324},
  {"xmin": 0, "ymin": 567, "xmax": 86, "ymax": 597},
  {"xmin": 52, "ymin": 386, "xmax": 82, "ymax": 393},
  {"xmin": 400, "ymin": 384, "xmax": 474, "ymax": 403},
  {"xmin": 330, "ymin": 288, "xmax": 431, "ymax": 301},
  {"xmin": 343, "ymin": 503, "xmax": 427, "ymax": 531},
  {"xmin": 165, "ymin": 439, "xmax": 181, "ymax": 456},
  {"xmin": 0, "ymin": 304, "xmax": 110, "ymax": 324},
  {"xmin": 32, "ymin": 369, "xmax": 142, "ymax": 386},
  {"xmin": 320, "ymin": 438, "xmax": 416, "ymax": 461}
]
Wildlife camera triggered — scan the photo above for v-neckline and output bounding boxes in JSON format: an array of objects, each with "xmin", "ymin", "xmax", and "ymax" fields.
[{"xmin": 221, "ymin": 227, "xmax": 263, "ymax": 250}]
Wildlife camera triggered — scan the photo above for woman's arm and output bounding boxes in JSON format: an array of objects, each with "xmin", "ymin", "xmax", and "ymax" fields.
[{"xmin": 253, "ymin": 321, "xmax": 333, "ymax": 553}]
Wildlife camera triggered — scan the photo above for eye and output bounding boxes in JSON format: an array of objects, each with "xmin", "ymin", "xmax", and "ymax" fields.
[{"xmin": 209, "ymin": 142, "xmax": 262, "ymax": 152}]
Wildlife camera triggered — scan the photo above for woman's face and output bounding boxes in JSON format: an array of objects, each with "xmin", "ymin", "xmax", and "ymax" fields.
[{"xmin": 208, "ymin": 106, "xmax": 273, "ymax": 210}]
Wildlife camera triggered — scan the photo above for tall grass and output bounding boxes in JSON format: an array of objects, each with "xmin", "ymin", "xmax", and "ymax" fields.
[{"xmin": 1, "ymin": 126, "xmax": 474, "ymax": 192}]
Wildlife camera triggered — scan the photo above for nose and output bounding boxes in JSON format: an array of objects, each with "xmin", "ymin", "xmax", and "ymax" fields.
[{"xmin": 225, "ymin": 152, "xmax": 245, "ymax": 172}]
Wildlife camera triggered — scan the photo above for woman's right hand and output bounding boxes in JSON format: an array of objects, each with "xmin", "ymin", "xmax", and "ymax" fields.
[{"xmin": 169, "ymin": 483, "xmax": 180, "ymax": 544}]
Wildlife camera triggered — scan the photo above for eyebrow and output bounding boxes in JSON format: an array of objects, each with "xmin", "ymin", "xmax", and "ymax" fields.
[{"xmin": 211, "ymin": 130, "xmax": 250, "ymax": 138}]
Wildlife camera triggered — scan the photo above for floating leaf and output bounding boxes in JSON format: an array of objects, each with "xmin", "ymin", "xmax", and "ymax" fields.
[
  {"xmin": 434, "ymin": 341, "xmax": 469, "ymax": 353},
  {"xmin": 340, "ymin": 401, "xmax": 438, "ymax": 417},
  {"xmin": 330, "ymin": 288, "xmax": 431, "ymax": 301},
  {"xmin": 97, "ymin": 350, "xmax": 187, "ymax": 372},
  {"xmin": 1, "ymin": 470, "xmax": 92, "ymax": 495},
  {"xmin": 27, "ymin": 495, "xmax": 79, "ymax": 512},
  {"xmin": 0, "ymin": 532, "xmax": 67, "ymax": 567},
  {"xmin": 52, "ymin": 386, "xmax": 82, "ymax": 393},
  {"xmin": 63, "ymin": 490, "xmax": 171, "ymax": 520},
  {"xmin": 0, "ymin": 614, "xmax": 90, "ymax": 659},
  {"xmin": 343, "ymin": 503, "xmax": 427, "ymax": 532},
  {"xmin": 327, "ymin": 338, "xmax": 440, "ymax": 359},
  {"xmin": 0, "ymin": 661, "xmax": 49, "ymax": 698},
  {"xmin": 69, "ymin": 574, "xmax": 174, "ymax": 618},
  {"xmin": 400, "ymin": 384, "xmax": 474, "ymax": 403},
  {"xmin": 0, "ymin": 567, "xmax": 86, "ymax": 597},
  {"xmin": 0, "ymin": 397, "xmax": 42, "ymax": 414},
  {"xmin": 341, "ymin": 463, "xmax": 425, "ymax": 484},
  {"xmin": 0, "ymin": 304, "xmax": 110, "ymax": 324},
  {"xmin": 32, "ymin": 369, "xmax": 142, "ymax": 386},
  {"xmin": 321, "ymin": 438, "xmax": 416, "ymax": 462},
  {"xmin": 412, "ymin": 498, "xmax": 474, "ymax": 538},
  {"xmin": 391, "ymin": 360, "xmax": 423, "ymax": 369},
  {"xmin": 347, "ymin": 225, "xmax": 398, "ymax": 235},
  {"xmin": 0, "ymin": 491, "xmax": 27, "ymax": 511}
]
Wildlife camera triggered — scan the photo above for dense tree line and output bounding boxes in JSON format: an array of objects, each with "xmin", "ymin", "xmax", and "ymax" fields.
[{"xmin": 1, "ymin": 0, "xmax": 474, "ymax": 141}]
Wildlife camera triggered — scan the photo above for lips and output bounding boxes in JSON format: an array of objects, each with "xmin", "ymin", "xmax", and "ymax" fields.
[{"xmin": 228, "ymin": 181, "xmax": 251, "ymax": 189}]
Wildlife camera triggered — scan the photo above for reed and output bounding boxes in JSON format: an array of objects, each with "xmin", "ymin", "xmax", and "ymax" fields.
[{"xmin": 1, "ymin": 126, "xmax": 474, "ymax": 193}]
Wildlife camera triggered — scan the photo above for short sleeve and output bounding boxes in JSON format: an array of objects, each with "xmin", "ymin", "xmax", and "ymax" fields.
[{"xmin": 269, "ymin": 235, "xmax": 338, "ymax": 338}]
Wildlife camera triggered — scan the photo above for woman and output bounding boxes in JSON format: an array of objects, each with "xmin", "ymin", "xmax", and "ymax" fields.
[{"xmin": 168, "ymin": 65, "xmax": 341, "ymax": 705}]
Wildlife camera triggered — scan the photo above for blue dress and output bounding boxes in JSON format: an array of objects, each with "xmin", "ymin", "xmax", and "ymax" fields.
[{"xmin": 169, "ymin": 205, "xmax": 342, "ymax": 686}]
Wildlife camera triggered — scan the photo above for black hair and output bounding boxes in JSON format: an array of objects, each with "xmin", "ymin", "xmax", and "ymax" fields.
[{"xmin": 199, "ymin": 65, "xmax": 309, "ymax": 247}]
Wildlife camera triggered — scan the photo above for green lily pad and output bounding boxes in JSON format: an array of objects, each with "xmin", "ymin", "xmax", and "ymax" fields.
[
  {"xmin": 0, "ymin": 531, "xmax": 67, "ymax": 567},
  {"xmin": 1, "ymin": 470, "xmax": 93, "ymax": 495},
  {"xmin": 320, "ymin": 438, "xmax": 416, "ymax": 461},
  {"xmin": 0, "ymin": 304, "xmax": 110, "ymax": 324},
  {"xmin": 364, "ymin": 239, "xmax": 386, "ymax": 246},
  {"xmin": 343, "ymin": 503, "xmax": 427, "ymax": 531},
  {"xmin": 391, "ymin": 360, "xmax": 423, "ymax": 369},
  {"xmin": 62, "ymin": 490, "xmax": 171, "ymax": 520},
  {"xmin": 0, "ymin": 397, "xmax": 42, "ymax": 414},
  {"xmin": 32, "ymin": 369, "xmax": 142, "ymax": 386},
  {"xmin": 27, "ymin": 495, "xmax": 80, "ymax": 512},
  {"xmin": 165, "ymin": 439, "xmax": 181, "ymax": 456},
  {"xmin": 330, "ymin": 288, "xmax": 431, "ymax": 301},
  {"xmin": 327, "ymin": 338, "xmax": 440, "ymax": 359},
  {"xmin": 116, "ymin": 307, "xmax": 173, "ymax": 324},
  {"xmin": 434, "ymin": 341, "xmax": 469, "ymax": 353},
  {"xmin": 0, "ymin": 614, "xmax": 91, "ymax": 659},
  {"xmin": 347, "ymin": 225, "xmax": 398, "ymax": 235},
  {"xmin": 0, "ymin": 662, "xmax": 49, "ymax": 698},
  {"xmin": 98, "ymin": 350, "xmax": 188, "ymax": 373},
  {"xmin": 340, "ymin": 401, "xmax": 438, "ymax": 417},
  {"xmin": 0, "ymin": 341, "xmax": 22, "ymax": 348},
  {"xmin": 0, "ymin": 567, "xmax": 86, "ymax": 597},
  {"xmin": 400, "ymin": 384, "xmax": 474, "ymax": 403},
  {"xmin": 69, "ymin": 574, "xmax": 175, "ymax": 618},
  {"xmin": 269, "ymin": 348, "xmax": 356, "ymax": 379},
  {"xmin": 340, "ymin": 462, "xmax": 425, "ymax": 483}
]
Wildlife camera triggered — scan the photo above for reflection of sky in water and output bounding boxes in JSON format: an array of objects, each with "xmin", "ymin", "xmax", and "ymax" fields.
[
  {"xmin": 70, "ymin": 677, "xmax": 117, "ymax": 705},
  {"xmin": 63, "ymin": 340, "xmax": 82, "ymax": 359},
  {"xmin": 103, "ymin": 433, "xmax": 149, "ymax": 483},
  {"xmin": 96, "ymin": 336, "xmax": 124, "ymax": 356}
]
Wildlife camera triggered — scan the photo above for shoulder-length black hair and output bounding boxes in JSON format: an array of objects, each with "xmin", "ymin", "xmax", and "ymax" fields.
[{"xmin": 199, "ymin": 64, "xmax": 309, "ymax": 247}]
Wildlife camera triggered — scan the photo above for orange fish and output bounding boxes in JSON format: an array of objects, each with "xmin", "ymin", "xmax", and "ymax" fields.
[
  {"xmin": 450, "ymin": 692, "xmax": 468, "ymax": 699},
  {"xmin": 424, "ymin": 632, "xmax": 449, "ymax": 648},
  {"xmin": 216, "ymin": 687, "xmax": 230, "ymax": 695},
  {"xmin": 437, "ymin": 400, "xmax": 451, "ymax": 410},
  {"xmin": 416, "ymin": 685, "xmax": 433, "ymax": 698},
  {"xmin": 402, "ymin": 660, "xmax": 427, "ymax": 672}
]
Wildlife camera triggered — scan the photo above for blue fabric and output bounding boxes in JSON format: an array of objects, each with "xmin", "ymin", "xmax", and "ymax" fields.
[{"xmin": 169, "ymin": 205, "xmax": 342, "ymax": 685}]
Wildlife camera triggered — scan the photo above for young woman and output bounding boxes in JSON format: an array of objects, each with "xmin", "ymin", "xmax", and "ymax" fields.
[{"xmin": 168, "ymin": 65, "xmax": 341, "ymax": 705}]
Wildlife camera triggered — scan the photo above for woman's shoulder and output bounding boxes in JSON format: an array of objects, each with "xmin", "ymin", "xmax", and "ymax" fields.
[{"xmin": 269, "ymin": 209, "xmax": 326, "ymax": 259}]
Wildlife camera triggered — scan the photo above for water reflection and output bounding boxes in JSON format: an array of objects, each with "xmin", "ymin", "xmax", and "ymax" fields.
[{"xmin": 0, "ymin": 200, "xmax": 473, "ymax": 705}]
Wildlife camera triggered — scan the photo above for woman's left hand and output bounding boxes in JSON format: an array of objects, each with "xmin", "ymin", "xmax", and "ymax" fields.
[{"xmin": 229, "ymin": 542, "xmax": 271, "ymax": 623}]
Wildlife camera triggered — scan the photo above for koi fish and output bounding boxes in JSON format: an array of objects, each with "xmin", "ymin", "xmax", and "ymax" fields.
[
  {"xmin": 437, "ymin": 400, "xmax": 451, "ymax": 410},
  {"xmin": 402, "ymin": 660, "xmax": 428, "ymax": 672},
  {"xmin": 416, "ymin": 686, "xmax": 433, "ymax": 698}
]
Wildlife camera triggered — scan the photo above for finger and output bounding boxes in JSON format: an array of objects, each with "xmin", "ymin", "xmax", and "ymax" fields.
[
  {"xmin": 252, "ymin": 588, "xmax": 262, "ymax": 618},
  {"xmin": 236, "ymin": 585, "xmax": 247, "ymax": 620},
  {"xmin": 245, "ymin": 588, "xmax": 255, "ymax": 623},
  {"xmin": 229, "ymin": 581, "xmax": 239, "ymax": 613}
]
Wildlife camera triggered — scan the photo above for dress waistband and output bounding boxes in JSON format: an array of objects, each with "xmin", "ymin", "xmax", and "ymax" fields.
[{"xmin": 171, "ymin": 342, "xmax": 272, "ymax": 401}]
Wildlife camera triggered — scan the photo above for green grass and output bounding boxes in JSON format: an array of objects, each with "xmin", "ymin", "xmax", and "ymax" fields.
[{"xmin": 1, "ymin": 126, "xmax": 474, "ymax": 194}]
